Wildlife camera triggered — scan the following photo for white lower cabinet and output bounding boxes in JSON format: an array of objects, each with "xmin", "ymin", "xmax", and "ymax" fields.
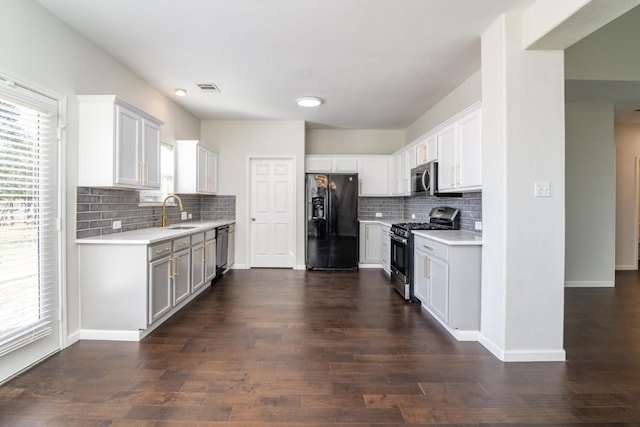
[
  {"xmin": 359, "ymin": 222, "xmax": 382, "ymax": 264},
  {"xmin": 380, "ymin": 224, "xmax": 391, "ymax": 274},
  {"xmin": 413, "ymin": 233, "xmax": 481, "ymax": 331},
  {"xmin": 227, "ymin": 223, "xmax": 235, "ymax": 270}
]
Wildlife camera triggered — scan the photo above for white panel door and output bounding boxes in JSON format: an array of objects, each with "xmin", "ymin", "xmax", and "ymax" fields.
[{"xmin": 250, "ymin": 158, "xmax": 295, "ymax": 268}]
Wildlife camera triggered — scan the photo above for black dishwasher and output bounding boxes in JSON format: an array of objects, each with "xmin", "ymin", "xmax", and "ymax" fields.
[{"xmin": 216, "ymin": 225, "xmax": 229, "ymax": 277}]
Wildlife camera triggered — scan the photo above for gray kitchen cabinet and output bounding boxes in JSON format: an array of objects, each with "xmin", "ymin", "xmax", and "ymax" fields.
[
  {"xmin": 78, "ymin": 95, "xmax": 162, "ymax": 190},
  {"xmin": 148, "ymin": 240, "xmax": 173, "ymax": 324},
  {"xmin": 413, "ymin": 233, "xmax": 481, "ymax": 331},
  {"xmin": 359, "ymin": 222, "xmax": 382, "ymax": 264},
  {"xmin": 148, "ymin": 254, "xmax": 172, "ymax": 324},
  {"xmin": 227, "ymin": 223, "xmax": 235, "ymax": 270},
  {"xmin": 78, "ymin": 223, "xmax": 227, "ymax": 341},
  {"xmin": 172, "ymin": 236, "xmax": 192, "ymax": 306},
  {"xmin": 204, "ymin": 229, "xmax": 217, "ymax": 282},
  {"xmin": 380, "ymin": 224, "xmax": 391, "ymax": 274},
  {"xmin": 191, "ymin": 233, "xmax": 206, "ymax": 292}
]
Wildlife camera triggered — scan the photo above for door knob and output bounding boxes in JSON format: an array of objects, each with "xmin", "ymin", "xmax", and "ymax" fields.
[{"xmin": 251, "ymin": 218, "xmax": 256, "ymax": 221}]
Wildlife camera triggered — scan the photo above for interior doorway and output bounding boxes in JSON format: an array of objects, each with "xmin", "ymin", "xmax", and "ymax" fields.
[{"xmin": 248, "ymin": 157, "xmax": 296, "ymax": 268}]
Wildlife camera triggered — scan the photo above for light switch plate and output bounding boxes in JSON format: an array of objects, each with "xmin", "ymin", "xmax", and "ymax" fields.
[
  {"xmin": 475, "ymin": 221, "xmax": 483, "ymax": 231},
  {"xmin": 375, "ymin": 212, "xmax": 382, "ymax": 217},
  {"xmin": 181, "ymin": 211, "xmax": 188, "ymax": 220},
  {"xmin": 112, "ymin": 220, "xmax": 121, "ymax": 230}
]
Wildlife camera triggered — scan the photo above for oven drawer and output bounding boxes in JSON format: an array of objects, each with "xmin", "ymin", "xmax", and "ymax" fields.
[{"xmin": 414, "ymin": 234, "xmax": 448, "ymax": 261}]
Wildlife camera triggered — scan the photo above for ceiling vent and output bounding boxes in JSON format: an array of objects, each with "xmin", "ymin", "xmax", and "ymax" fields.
[{"xmin": 197, "ymin": 83, "xmax": 221, "ymax": 93}]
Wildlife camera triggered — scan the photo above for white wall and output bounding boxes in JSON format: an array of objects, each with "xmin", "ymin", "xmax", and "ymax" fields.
[
  {"xmin": 306, "ymin": 129, "xmax": 404, "ymax": 155},
  {"xmin": 404, "ymin": 70, "xmax": 481, "ymax": 143},
  {"xmin": 0, "ymin": 0, "xmax": 200, "ymax": 342},
  {"xmin": 615, "ymin": 124, "xmax": 640, "ymax": 269},
  {"xmin": 565, "ymin": 103, "xmax": 616, "ymax": 286},
  {"xmin": 564, "ymin": 4, "xmax": 640, "ymax": 80},
  {"xmin": 481, "ymin": 13, "xmax": 566, "ymax": 361},
  {"xmin": 200, "ymin": 120, "xmax": 306, "ymax": 269}
]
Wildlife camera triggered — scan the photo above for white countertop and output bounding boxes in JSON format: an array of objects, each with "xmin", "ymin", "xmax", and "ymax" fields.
[
  {"xmin": 359, "ymin": 219, "xmax": 402, "ymax": 227},
  {"xmin": 76, "ymin": 220, "xmax": 235, "ymax": 245},
  {"xmin": 412, "ymin": 229, "xmax": 483, "ymax": 246}
]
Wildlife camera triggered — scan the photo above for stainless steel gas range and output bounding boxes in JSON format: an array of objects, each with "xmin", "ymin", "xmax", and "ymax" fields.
[{"xmin": 389, "ymin": 207, "xmax": 460, "ymax": 301}]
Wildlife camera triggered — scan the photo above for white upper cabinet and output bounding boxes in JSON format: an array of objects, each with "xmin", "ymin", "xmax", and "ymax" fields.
[
  {"xmin": 416, "ymin": 134, "xmax": 437, "ymax": 165},
  {"xmin": 358, "ymin": 157, "xmax": 392, "ymax": 196},
  {"xmin": 437, "ymin": 105, "xmax": 482, "ymax": 193},
  {"xmin": 78, "ymin": 95, "xmax": 162, "ymax": 189},
  {"xmin": 175, "ymin": 140, "xmax": 218, "ymax": 194},
  {"xmin": 305, "ymin": 155, "xmax": 358, "ymax": 173}
]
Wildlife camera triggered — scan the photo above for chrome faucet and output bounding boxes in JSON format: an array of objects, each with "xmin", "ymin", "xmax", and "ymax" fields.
[{"xmin": 161, "ymin": 194, "xmax": 184, "ymax": 227}]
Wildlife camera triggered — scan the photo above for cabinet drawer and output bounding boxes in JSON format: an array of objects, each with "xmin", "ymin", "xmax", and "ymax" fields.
[
  {"xmin": 149, "ymin": 241, "xmax": 172, "ymax": 261},
  {"xmin": 414, "ymin": 234, "xmax": 448, "ymax": 260},
  {"xmin": 205, "ymin": 229, "xmax": 216, "ymax": 241},
  {"xmin": 191, "ymin": 232, "xmax": 205, "ymax": 245},
  {"xmin": 173, "ymin": 236, "xmax": 191, "ymax": 251}
]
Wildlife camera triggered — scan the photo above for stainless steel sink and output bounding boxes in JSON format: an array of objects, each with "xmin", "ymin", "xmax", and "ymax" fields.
[{"xmin": 168, "ymin": 225, "xmax": 198, "ymax": 230}]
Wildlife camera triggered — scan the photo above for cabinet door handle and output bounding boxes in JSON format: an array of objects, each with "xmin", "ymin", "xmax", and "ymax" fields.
[
  {"xmin": 178, "ymin": 242, "xmax": 189, "ymax": 248},
  {"xmin": 422, "ymin": 245, "xmax": 434, "ymax": 251},
  {"xmin": 155, "ymin": 247, "xmax": 170, "ymax": 255},
  {"xmin": 456, "ymin": 164, "xmax": 460, "ymax": 186},
  {"xmin": 145, "ymin": 162, "xmax": 149, "ymax": 185},
  {"xmin": 175, "ymin": 256, "xmax": 179, "ymax": 278},
  {"xmin": 451, "ymin": 166, "xmax": 455, "ymax": 186},
  {"xmin": 203, "ymin": 245, "xmax": 208, "ymax": 262},
  {"xmin": 424, "ymin": 255, "xmax": 430, "ymax": 279},
  {"xmin": 138, "ymin": 161, "xmax": 143, "ymax": 185}
]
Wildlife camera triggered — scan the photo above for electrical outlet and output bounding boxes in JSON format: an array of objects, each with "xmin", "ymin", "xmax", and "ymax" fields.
[
  {"xmin": 188, "ymin": 213, "xmax": 192, "ymax": 220},
  {"xmin": 535, "ymin": 181, "xmax": 551, "ymax": 197},
  {"xmin": 181, "ymin": 211, "xmax": 188, "ymax": 220},
  {"xmin": 411, "ymin": 214, "xmax": 416, "ymax": 219},
  {"xmin": 375, "ymin": 212, "xmax": 382, "ymax": 218},
  {"xmin": 475, "ymin": 221, "xmax": 483, "ymax": 231},
  {"xmin": 112, "ymin": 220, "xmax": 121, "ymax": 230}
]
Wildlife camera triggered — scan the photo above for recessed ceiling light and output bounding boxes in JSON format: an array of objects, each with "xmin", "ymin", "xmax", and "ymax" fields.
[
  {"xmin": 296, "ymin": 96, "xmax": 323, "ymax": 107},
  {"xmin": 175, "ymin": 88, "xmax": 187, "ymax": 97}
]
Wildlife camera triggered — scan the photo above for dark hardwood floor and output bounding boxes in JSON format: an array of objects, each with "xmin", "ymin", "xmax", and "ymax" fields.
[{"xmin": 3, "ymin": 268, "xmax": 640, "ymax": 425}]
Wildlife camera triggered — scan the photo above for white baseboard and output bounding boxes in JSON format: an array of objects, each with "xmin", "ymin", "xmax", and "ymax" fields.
[
  {"xmin": 358, "ymin": 263, "xmax": 382, "ymax": 269},
  {"xmin": 476, "ymin": 334, "xmax": 566, "ymax": 361},
  {"xmin": 231, "ymin": 263, "xmax": 247, "ymax": 269},
  {"xmin": 66, "ymin": 330, "xmax": 81, "ymax": 347},
  {"xmin": 616, "ymin": 264, "xmax": 637, "ymax": 271},
  {"xmin": 79, "ymin": 329, "xmax": 141, "ymax": 342},
  {"xmin": 565, "ymin": 280, "xmax": 614, "ymax": 288},
  {"xmin": 294, "ymin": 264, "xmax": 307, "ymax": 270},
  {"xmin": 502, "ymin": 349, "xmax": 566, "ymax": 362}
]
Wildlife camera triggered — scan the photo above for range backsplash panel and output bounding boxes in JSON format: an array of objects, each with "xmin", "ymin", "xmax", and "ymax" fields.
[{"xmin": 358, "ymin": 192, "xmax": 482, "ymax": 233}]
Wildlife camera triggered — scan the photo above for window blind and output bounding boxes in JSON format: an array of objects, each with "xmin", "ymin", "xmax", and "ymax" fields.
[{"xmin": 0, "ymin": 84, "xmax": 59, "ymax": 357}]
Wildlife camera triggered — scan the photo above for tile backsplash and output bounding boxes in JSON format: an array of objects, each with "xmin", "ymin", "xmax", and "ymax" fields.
[
  {"xmin": 76, "ymin": 187, "xmax": 235, "ymax": 239},
  {"xmin": 359, "ymin": 192, "xmax": 482, "ymax": 232}
]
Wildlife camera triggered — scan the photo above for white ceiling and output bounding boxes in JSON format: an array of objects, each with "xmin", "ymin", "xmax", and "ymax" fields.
[{"xmin": 35, "ymin": 0, "xmax": 536, "ymax": 129}]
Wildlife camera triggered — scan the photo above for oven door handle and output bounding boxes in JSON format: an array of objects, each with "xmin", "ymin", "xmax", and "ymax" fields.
[{"xmin": 390, "ymin": 234, "xmax": 408, "ymax": 245}]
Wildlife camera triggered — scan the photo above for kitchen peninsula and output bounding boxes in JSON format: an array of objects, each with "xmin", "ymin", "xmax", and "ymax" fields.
[{"xmin": 76, "ymin": 220, "xmax": 234, "ymax": 341}]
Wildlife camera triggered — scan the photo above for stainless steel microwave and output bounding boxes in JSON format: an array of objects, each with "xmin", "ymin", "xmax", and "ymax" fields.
[{"xmin": 411, "ymin": 162, "xmax": 436, "ymax": 196}]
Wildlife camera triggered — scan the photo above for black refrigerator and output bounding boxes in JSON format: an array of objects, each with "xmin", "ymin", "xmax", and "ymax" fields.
[{"xmin": 306, "ymin": 173, "xmax": 358, "ymax": 270}]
